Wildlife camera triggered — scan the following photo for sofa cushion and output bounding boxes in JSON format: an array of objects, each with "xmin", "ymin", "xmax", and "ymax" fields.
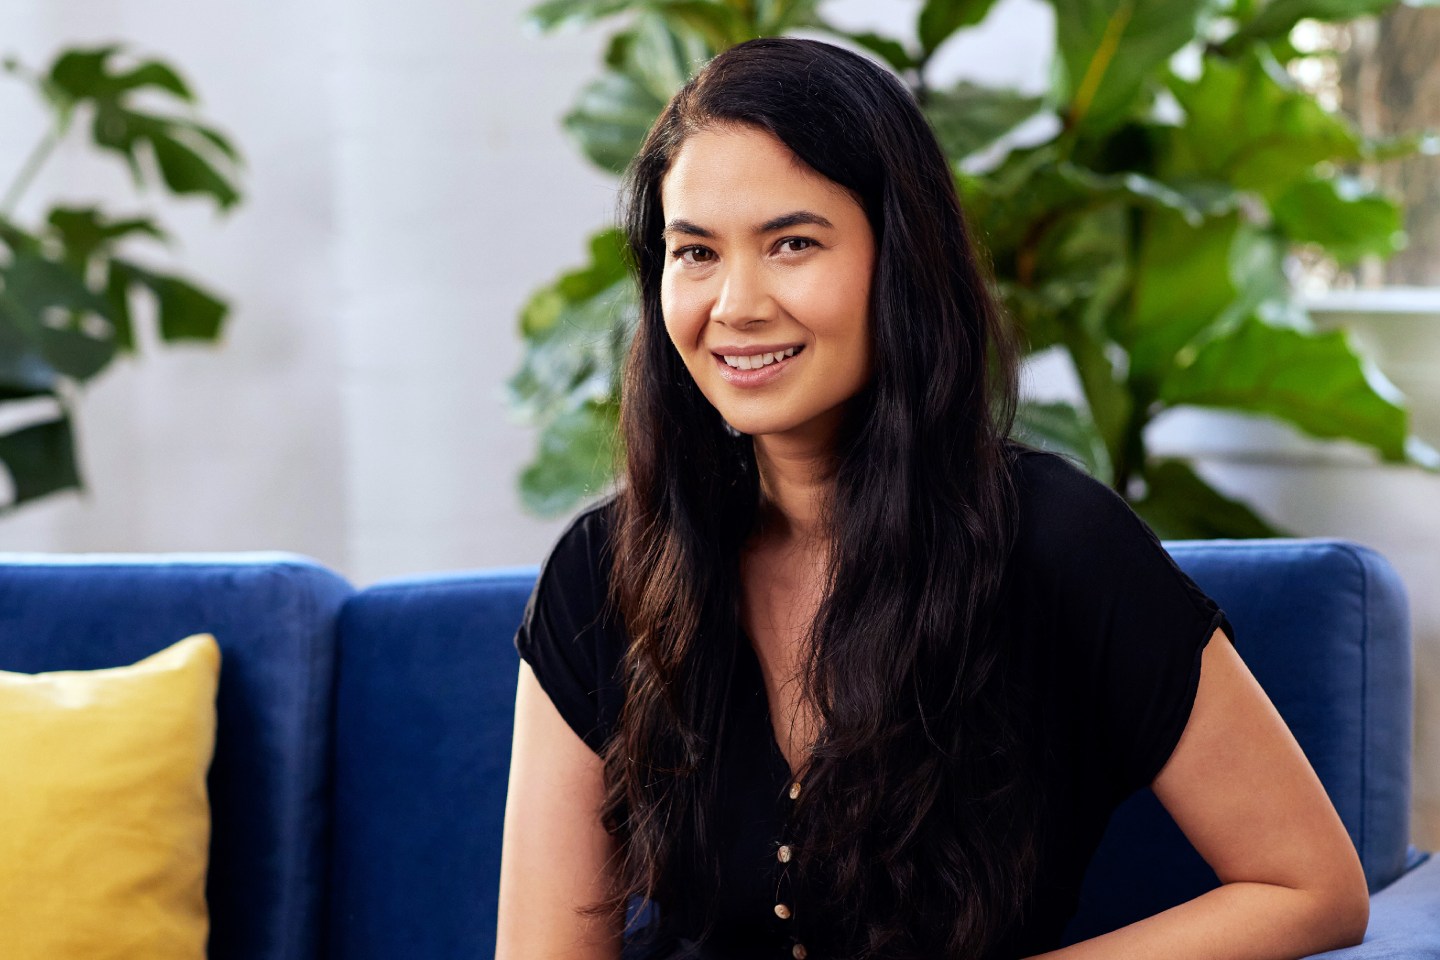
[
  {"xmin": 328, "ymin": 566, "xmax": 535, "ymax": 960},
  {"xmin": 0, "ymin": 632, "xmax": 219, "ymax": 959},
  {"xmin": 0, "ymin": 552, "xmax": 352, "ymax": 960}
]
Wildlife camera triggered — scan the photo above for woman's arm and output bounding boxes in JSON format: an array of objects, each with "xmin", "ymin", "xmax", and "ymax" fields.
[
  {"xmin": 1025, "ymin": 628, "xmax": 1370, "ymax": 960},
  {"xmin": 495, "ymin": 661, "xmax": 623, "ymax": 960}
]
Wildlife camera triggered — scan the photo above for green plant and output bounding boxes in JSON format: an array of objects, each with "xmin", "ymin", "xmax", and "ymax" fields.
[
  {"xmin": 507, "ymin": 0, "xmax": 1439, "ymax": 535},
  {"xmin": 0, "ymin": 44, "xmax": 242, "ymax": 514}
]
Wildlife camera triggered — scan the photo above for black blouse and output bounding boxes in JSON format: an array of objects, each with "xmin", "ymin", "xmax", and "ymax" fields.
[{"xmin": 512, "ymin": 444, "xmax": 1236, "ymax": 959}]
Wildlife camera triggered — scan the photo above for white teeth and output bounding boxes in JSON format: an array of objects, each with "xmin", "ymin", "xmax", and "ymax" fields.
[{"xmin": 721, "ymin": 347, "xmax": 801, "ymax": 369}]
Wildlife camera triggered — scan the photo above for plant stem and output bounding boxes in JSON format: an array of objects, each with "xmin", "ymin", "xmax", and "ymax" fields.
[
  {"xmin": 1110, "ymin": 385, "xmax": 1156, "ymax": 497},
  {"xmin": 1, "ymin": 124, "xmax": 60, "ymax": 218}
]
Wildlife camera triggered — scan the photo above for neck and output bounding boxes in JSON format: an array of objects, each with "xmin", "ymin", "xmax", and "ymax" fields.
[{"xmin": 751, "ymin": 423, "xmax": 839, "ymax": 549}]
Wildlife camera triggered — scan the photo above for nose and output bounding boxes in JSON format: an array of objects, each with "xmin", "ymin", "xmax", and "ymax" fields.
[{"xmin": 710, "ymin": 258, "xmax": 778, "ymax": 329}]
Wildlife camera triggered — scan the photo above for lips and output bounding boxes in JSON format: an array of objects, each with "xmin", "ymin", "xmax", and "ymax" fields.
[
  {"xmin": 712, "ymin": 346, "xmax": 803, "ymax": 387},
  {"xmin": 711, "ymin": 344, "xmax": 805, "ymax": 368}
]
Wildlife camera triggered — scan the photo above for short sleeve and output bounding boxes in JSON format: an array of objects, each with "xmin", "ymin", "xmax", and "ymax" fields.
[
  {"xmin": 1013, "ymin": 450, "xmax": 1237, "ymax": 802},
  {"xmin": 512, "ymin": 498, "xmax": 625, "ymax": 755}
]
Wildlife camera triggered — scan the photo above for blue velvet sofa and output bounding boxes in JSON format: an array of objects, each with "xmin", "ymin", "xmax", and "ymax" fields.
[{"xmin": 0, "ymin": 538, "xmax": 1435, "ymax": 959}]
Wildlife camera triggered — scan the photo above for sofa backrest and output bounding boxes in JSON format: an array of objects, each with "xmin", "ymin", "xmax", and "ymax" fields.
[
  {"xmin": 0, "ymin": 552, "xmax": 353, "ymax": 960},
  {"xmin": 326, "ymin": 566, "xmax": 535, "ymax": 960},
  {"xmin": 326, "ymin": 537, "xmax": 1416, "ymax": 957}
]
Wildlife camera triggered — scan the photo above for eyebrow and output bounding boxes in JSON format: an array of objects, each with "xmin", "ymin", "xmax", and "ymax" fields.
[{"xmin": 661, "ymin": 210, "xmax": 836, "ymax": 241}]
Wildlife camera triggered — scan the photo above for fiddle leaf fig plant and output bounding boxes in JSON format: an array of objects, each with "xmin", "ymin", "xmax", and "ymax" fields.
[
  {"xmin": 507, "ymin": 0, "xmax": 1440, "ymax": 537},
  {"xmin": 0, "ymin": 44, "xmax": 242, "ymax": 514}
]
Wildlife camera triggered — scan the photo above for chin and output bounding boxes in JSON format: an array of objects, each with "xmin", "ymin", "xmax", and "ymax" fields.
[{"xmin": 721, "ymin": 417, "xmax": 796, "ymax": 438}]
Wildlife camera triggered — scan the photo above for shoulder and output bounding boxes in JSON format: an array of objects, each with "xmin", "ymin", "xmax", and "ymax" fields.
[
  {"xmin": 1005, "ymin": 440, "xmax": 1142, "ymax": 561},
  {"xmin": 520, "ymin": 491, "xmax": 624, "ymax": 653},
  {"xmin": 536, "ymin": 491, "xmax": 621, "ymax": 589},
  {"xmin": 515, "ymin": 492, "xmax": 628, "ymax": 754}
]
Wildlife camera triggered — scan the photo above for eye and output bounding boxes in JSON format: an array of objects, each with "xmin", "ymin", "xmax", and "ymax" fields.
[
  {"xmin": 778, "ymin": 237, "xmax": 817, "ymax": 254},
  {"xmin": 671, "ymin": 245, "xmax": 714, "ymax": 265}
]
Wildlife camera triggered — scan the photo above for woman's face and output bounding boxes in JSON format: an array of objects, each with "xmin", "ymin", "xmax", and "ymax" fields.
[{"xmin": 658, "ymin": 124, "xmax": 876, "ymax": 443}]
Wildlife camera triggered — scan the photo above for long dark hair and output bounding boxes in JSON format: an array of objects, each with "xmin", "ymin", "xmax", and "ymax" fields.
[{"xmin": 595, "ymin": 36, "xmax": 1043, "ymax": 958}]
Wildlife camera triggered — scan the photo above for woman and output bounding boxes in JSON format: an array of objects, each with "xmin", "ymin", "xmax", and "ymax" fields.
[{"xmin": 497, "ymin": 37, "xmax": 1368, "ymax": 960}]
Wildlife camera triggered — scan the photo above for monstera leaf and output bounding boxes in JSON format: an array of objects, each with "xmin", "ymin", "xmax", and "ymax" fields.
[{"xmin": 0, "ymin": 45, "xmax": 242, "ymax": 514}]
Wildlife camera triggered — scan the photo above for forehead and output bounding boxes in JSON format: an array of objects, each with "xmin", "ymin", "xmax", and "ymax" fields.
[{"xmin": 659, "ymin": 125, "xmax": 850, "ymax": 215}]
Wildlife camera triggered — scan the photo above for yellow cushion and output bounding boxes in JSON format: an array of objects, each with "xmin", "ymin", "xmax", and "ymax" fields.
[{"xmin": 0, "ymin": 633, "xmax": 220, "ymax": 960}]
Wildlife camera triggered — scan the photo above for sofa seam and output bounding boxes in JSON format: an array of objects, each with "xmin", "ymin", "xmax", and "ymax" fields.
[
  {"xmin": 355, "ymin": 574, "xmax": 538, "ymax": 597},
  {"xmin": 1328, "ymin": 541, "xmax": 1371, "ymax": 874},
  {"xmin": 1351, "ymin": 542, "xmax": 1370, "ymax": 875}
]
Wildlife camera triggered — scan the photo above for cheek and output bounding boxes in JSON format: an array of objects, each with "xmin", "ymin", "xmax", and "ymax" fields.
[
  {"xmin": 661, "ymin": 287, "xmax": 712, "ymax": 374},
  {"xmin": 781, "ymin": 267, "xmax": 871, "ymax": 342}
]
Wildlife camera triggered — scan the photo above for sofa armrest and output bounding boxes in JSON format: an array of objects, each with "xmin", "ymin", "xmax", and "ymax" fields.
[{"xmin": 1304, "ymin": 851, "xmax": 1440, "ymax": 958}]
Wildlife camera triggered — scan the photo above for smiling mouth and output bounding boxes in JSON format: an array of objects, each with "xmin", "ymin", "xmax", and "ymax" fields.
[{"xmin": 715, "ymin": 345, "xmax": 804, "ymax": 370}]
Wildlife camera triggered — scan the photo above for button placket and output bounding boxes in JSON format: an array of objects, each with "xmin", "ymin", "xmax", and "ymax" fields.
[{"xmin": 773, "ymin": 774, "xmax": 804, "ymax": 955}]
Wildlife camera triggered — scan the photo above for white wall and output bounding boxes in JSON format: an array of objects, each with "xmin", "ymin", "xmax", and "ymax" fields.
[
  {"xmin": 0, "ymin": 0, "xmax": 353, "ymax": 566},
  {"xmin": 0, "ymin": 0, "xmax": 619, "ymax": 583}
]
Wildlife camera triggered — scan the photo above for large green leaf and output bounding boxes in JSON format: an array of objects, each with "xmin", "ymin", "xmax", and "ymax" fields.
[
  {"xmin": 613, "ymin": 10, "xmax": 710, "ymax": 102},
  {"xmin": 923, "ymin": 81, "xmax": 1046, "ymax": 161},
  {"xmin": 510, "ymin": 227, "xmax": 636, "ymax": 513},
  {"xmin": 112, "ymin": 260, "xmax": 227, "ymax": 341},
  {"xmin": 1132, "ymin": 458, "xmax": 1286, "ymax": 538},
  {"xmin": 1225, "ymin": 0, "xmax": 1437, "ymax": 49},
  {"xmin": 519, "ymin": 399, "xmax": 620, "ymax": 516},
  {"xmin": 103, "ymin": 261, "xmax": 136, "ymax": 352},
  {"xmin": 961, "ymin": 142, "xmax": 1227, "ymax": 273},
  {"xmin": 524, "ymin": 0, "xmax": 639, "ymax": 33},
  {"xmin": 1047, "ymin": 0, "xmax": 1208, "ymax": 132},
  {"xmin": 752, "ymin": 0, "xmax": 824, "ymax": 34},
  {"xmin": 145, "ymin": 125, "xmax": 241, "ymax": 208},
  {"xmin": 822, "ymin": 28, "xmax": 918, "ymax": 73},
  {"xmin": 521, "ymin": 228, "xmax": 630, "ymax": 339},
  {"xmin": 38, "ymin": 324, "xmax": 116, "ymax": 381},
  {"xmin": 1, "ymin": 252, "xmax": 117, "ymax": 381},
  {"xmin": 1165, "ymin": 51, "xmax": 1361, "ymax": 197},
  {"xmin": 0, "ymin": 294, "xmax": 60, "ymax": 394},
  {"xmin": 509, "ymin": 280, "xmax": 634, "ymax": 421},
  {"xmin": 510, "ymin": 230, "xmax": 635, "ymax": 429},
  {"xmin": 1159, "ymin": 315, "xmax": 1412, "ymax": 460},
  {"xmin": 1118, "ymin": 207, "xmax": 1238, "ymax": 380},
  {"xmin": 0, "ymin": 412, "xmax": 81, "ymax": 508},
  {"xmin": 563, "ymin": 67, "xmax": 668, "ymax": 175},
  {"xmin": 42, "ymin": 46, "xmax": 243, "ymax": 210},
  {"xmin": 46, "ymin": 206, "xmax": 167, "ymax": 272},
  {"xmin": 1052, "ymin": 164, "xmax": 1236, "ymax": 225},
  {"xmin": 1015, "ymin": 399, "xmax": 1114, "ymax": 481},
  {"xmin": 647, "ymin": 1, "xmax": 751, "ymax": 50},
  {"xmin": 1030, "ymin": 203, "xmax": 1131, "ymax": 346},
  {"xmin": 1059, "ymin": 320, "xmax": 1133, "ymax": 460},
  {"xmin": 3, "ymin": 251, "xmax": 110, "ymax": 318},
  {"xmin": 918, "ymin": 0, "xmax": 1005, "ymax": 55},
  {"xmin": 1270, "ymin": 175, "xmax": 1405, "ymax": 265},
  {"xmin": 49, "ymin": 46, "xmax": 193, "ymax": 102}
]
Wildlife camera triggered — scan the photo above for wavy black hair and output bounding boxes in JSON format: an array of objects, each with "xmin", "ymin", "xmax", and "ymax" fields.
[{"xmin": 593, "ymin": 35, "xmax": 1045, "ymax": 959}]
